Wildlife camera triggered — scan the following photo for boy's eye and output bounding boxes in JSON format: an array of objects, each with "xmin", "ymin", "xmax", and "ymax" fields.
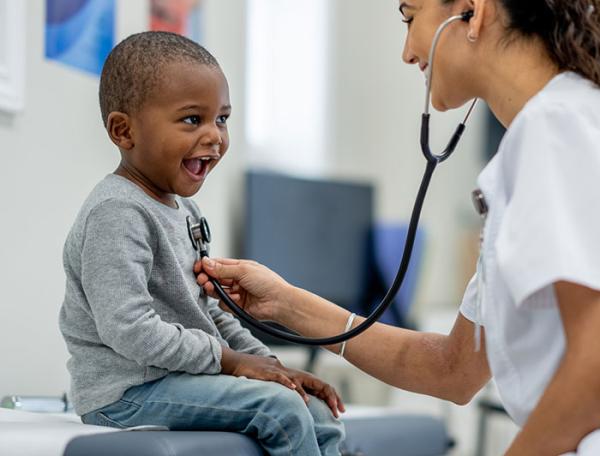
[
  {"xmin": 217, "ymin": 115, "xmax": 229, "ymax": 126},
  {"xmin": 183, "ymin": 115, "xmax": 201, "ymax": 125}
]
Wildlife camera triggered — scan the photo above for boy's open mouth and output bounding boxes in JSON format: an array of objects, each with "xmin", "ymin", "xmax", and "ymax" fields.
[{"xmin": 182, "ymin": 157, "xmax": 213, "ymax": 178}]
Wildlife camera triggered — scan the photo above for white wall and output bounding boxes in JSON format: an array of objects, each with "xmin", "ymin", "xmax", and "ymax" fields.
[{"xmin": 0, "ymin": 0, "xmax": 247, "ymax": 398}]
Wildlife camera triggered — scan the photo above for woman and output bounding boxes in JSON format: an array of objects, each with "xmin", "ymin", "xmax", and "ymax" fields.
[{"xmin": 197, "ymin": 0, "xmax": 600, "ymax": 453}]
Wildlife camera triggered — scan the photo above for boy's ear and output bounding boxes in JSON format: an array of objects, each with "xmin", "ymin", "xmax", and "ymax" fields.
[{"xmin": 106, "ymin": 112, "xmax": 134, "ymax": 150}]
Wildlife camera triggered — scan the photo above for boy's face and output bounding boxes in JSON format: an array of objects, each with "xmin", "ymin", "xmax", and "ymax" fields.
[{"xmin": 115, "ymin": 61, "xmax": 231, "ymax": 202}]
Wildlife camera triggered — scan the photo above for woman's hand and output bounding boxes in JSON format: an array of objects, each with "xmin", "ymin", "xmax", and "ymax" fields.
[
  {"xmin": 220, "ymin": 348, "xmax": 345, "ymax": 417},
  {"xmin": 195, "ymin": 258, "xmax": 292, "ymax": 321}
]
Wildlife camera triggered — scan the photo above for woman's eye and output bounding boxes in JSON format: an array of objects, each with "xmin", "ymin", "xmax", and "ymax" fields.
[
  {"xmin": 402, "ymin": 17, "xmax": 413, "ymax": 25},
  {"xmin": 183, "ymin": 115, "xmax": 201, "ymax": 125}
]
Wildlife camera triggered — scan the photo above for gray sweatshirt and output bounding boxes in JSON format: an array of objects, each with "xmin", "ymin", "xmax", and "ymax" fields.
[{"xmin": 59, "ymin": 174, "xmax": 272, "ymax": 416}]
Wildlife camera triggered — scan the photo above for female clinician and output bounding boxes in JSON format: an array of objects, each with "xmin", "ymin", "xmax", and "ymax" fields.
[{"xmin": 197, "ymin": 0, "xmax": 600, "ymax": 453}]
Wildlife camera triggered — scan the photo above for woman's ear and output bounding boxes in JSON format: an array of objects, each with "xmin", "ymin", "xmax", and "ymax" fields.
[
  {"xmin": 466, "ymin": 0, "xmax": 489, "ymax": 42},
  {"xmin": 106, "ymin": 112, "xmax": 134, "ymax": 150}
]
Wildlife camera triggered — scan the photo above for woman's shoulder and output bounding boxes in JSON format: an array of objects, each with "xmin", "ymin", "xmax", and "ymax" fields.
[
  {"xmin": 523, "ymin": 72, "xmax": 600, "ymax": 125},
  {"xmin": 500, "ymin": 72, "xmax": 600, "ymax": 158}
]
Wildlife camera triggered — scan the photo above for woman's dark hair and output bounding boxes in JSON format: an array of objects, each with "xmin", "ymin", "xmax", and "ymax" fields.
[
  {"xmin": 447, "ymin": 0, "xmax": 600, "ymax": 85},
  {"xmin": 502, "ymin": 0, "xmax": 600, "ymax": 85}
]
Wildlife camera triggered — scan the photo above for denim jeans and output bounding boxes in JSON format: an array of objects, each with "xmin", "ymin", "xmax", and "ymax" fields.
[{"xmin": 82, "ymin": 372, "xmax": 345, "ymax": 456}]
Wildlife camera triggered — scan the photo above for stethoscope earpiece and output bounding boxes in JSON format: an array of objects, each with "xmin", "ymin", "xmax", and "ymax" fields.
[{"xmin": 461, "ymin": 10, "xmax": 474, "ymax": 22}]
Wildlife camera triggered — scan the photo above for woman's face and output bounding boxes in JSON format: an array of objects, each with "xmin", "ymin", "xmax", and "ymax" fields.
[{"xmin": 400, "ymin": 0, "xmax": 477, "ymax": 111}]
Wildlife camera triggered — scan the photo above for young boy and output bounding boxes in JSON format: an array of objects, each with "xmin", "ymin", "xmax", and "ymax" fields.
[{"xmin": 59, "ymin": 31, "xmax": 345, "ymax": 456}]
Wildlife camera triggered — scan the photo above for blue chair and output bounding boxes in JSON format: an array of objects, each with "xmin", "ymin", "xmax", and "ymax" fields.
[{"xmin": 366, "ymin": 224, "xmax": 426, "ymax": 328}]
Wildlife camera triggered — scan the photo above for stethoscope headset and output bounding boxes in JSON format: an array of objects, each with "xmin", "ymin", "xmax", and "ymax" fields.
[{"xmin": 188, "ymin": 10, "xmax": 478, "ymax": 346}]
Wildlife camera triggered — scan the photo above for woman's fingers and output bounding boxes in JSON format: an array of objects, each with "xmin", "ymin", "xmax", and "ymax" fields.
[
  {"xmin": 202, "ymin": 257, "xmax": 247, "ymax": 280},
  {"xmin": 202, "ymin": 283, "xmax": 220, "ymax": 299},
  {"xmin": 209, "ymin": 257, "xmax": 244, "ymax": 265},
  {"xmin": 219, "ymin": 279, "xmax": 235, "ymax": 287}
]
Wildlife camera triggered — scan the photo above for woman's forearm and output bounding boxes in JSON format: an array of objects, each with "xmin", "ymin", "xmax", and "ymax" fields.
[{"xmin": 278, "ymin": 286, "xmax": 490, "ymax": 404}]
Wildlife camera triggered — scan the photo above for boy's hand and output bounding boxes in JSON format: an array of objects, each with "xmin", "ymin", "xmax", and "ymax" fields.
[
  {"xmin": 221, "ymin": 348, "xmax": 297, "ymax": 389},
  {"xmin": 221, "ymin": 348, "xmax": 345, "ymax": 417},
  {"xmin": 284, "ymin": 368, "xmax": 346, "ymax": 418}
]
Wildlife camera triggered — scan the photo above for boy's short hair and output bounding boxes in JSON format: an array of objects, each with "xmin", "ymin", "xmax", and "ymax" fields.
[{"xmin": 99, "ymin": 31, "xmax": 220, "ymax": 127}]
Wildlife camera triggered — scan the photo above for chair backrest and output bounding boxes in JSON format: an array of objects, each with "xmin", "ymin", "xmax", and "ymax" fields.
[{"xmin": 371, "ymin": 224, "xmax": 426, "ymax": 327}]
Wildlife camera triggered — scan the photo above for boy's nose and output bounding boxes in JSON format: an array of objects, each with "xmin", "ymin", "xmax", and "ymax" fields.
[{"xmin": 201, "ymin": 124, "xmax": 223, "ymax": 146}]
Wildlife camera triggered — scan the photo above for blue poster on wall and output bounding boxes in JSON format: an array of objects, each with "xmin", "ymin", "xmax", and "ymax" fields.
[{"xmin": 45, "ymin": 0, "xmax": 115, "ymax": 76}]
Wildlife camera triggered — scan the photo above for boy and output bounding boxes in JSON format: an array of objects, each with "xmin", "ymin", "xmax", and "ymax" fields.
[{"xmin": 59, "ymin": 31, "xmax": 345, "ymax": 456}]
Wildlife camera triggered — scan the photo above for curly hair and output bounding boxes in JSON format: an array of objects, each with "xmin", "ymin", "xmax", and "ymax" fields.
[
  {"xmin": 500, "ymin": 0, "xmax": 600, "ymax": 85},
  {"xmin": 99, "ymin": 31, "xmax": 220, "ymax": 127}
]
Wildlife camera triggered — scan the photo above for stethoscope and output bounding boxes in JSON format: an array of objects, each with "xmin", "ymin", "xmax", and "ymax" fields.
[{"xmin": 188, "ymin": 10, "xmax": 478, "ymax": 346}]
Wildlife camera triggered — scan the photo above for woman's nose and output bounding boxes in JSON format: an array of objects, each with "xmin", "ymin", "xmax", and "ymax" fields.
[{"xmin": 402, "ymin": 37, "xmax": 418, "ymax": 65}]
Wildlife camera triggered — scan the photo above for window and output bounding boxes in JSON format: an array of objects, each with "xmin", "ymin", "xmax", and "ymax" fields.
[{"xmin": 245, "ymin": 0, "xmax": 330, "ymax": 175}]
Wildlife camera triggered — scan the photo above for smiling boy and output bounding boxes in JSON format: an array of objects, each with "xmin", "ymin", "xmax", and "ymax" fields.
[{"xmin": 59, "ymin": 31, "xmax": 345, "ymax": 456}]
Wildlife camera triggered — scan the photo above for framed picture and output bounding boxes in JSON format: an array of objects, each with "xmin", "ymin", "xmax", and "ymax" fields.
[
  {"xmin": 0, "ymin": 0, "xmax": 25, "ymax": 112},
  {"xmin": 45, "ymin": 0, "xmax": 115, "ymax": 76}
]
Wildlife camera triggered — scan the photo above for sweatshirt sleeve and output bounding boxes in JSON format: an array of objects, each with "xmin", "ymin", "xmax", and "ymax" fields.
[
  {"xmin": 207, "ymin": 298, "xmax": 273, "ymax": 357},
  {"xmin": 81, "ymin": 198, "xmax": 223, "ymax": 374}
]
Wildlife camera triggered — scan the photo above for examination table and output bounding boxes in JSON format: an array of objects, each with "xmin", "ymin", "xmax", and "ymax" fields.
[{"xmin": 1, "ymin": 405, "xmax": 453, "ymax": 456}]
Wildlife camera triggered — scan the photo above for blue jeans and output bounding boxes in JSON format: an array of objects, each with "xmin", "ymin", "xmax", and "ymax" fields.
[{"xmin": 82, "ymin": 373, "xmax": 345, "ymax": 456}]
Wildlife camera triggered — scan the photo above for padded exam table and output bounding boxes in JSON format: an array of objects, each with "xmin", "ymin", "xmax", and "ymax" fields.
[{"xmin": 1, "ymin": 406, "xmax": 452, "ymax": 456}]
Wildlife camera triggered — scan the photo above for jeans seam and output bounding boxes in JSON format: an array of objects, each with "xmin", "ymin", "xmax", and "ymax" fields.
[
  {"xmin": 144, "ymin": 400, "xmax": 293, "ymax": 453},
  {"xmin": 96, "ymin": 411, "xmax": 127, "ymax": 429},
  {"xmin": 93, "ymin": 399, "xmax": 141, "ymax": 428},
  {"xmin": 117, "ymin": 397, "xmax": 142, "ymax": 408}
]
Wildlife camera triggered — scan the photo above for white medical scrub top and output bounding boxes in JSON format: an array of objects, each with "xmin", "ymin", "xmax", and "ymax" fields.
[{"xmin": 459, "ymin": 72, "xmax": 600, "ymax": 433}]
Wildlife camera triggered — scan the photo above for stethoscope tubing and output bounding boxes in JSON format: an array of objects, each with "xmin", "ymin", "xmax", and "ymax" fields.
[
  {"xmin": 203, "ymin": 12, "xmax": 476, "ymax": 346},
  {"xmin": 207, "ymin": 159, "xmax": 437, "ymax": 346}
]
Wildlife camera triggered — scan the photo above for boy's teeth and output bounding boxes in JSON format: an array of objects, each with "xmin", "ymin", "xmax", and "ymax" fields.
[{"xmin": 183, "ymin": 158, "xmax": 202, "ymax": 174}]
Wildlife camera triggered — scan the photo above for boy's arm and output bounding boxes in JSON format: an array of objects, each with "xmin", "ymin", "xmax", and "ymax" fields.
[
  {"xmin": 207, "ymin": 299, "xmax": 273, "ymax": 357},
  {"xmin": 81, "ymin": 199, "xmax": 223, "ymax": 374}
]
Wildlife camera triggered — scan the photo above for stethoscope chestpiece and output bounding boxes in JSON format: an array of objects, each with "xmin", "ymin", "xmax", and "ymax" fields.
[
  {"xmin": 187, "ymin": 216, "xmax": 200, "ymax": 250},
  {"xmin": 187, "ymin": 216, "xmax": 211, "ymax": 253},
  {"xmin": 199, "ymin": 217, "xmax": 211, "ymax": 244}
]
